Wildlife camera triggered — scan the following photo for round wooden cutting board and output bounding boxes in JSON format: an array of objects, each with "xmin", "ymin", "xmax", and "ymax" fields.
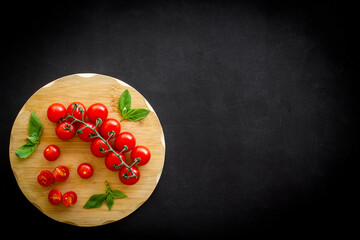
[{"xmin": 9, "ymin": 73, "xmax": 165, "ymax": 227}]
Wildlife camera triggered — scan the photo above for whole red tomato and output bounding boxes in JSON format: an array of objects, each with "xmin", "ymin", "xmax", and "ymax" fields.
[
  {"xmin": 114, "ymin": 132, "xmax": 136, "ymax": 153},
  {"xmin": 43, "ymin": 145, "xmax": 60, "ymax": 161},
  {"xmin": 87, "ymin": 103, "xmax": 108, "ymax": 123},
  {"xmin": 77, "ymin": 122, "xmax": 98, "ymax": 142},
  {"xmin": 77, "ymin": 163, "xmax": 94, "ymax": 179},
  {"xmin": 90, "ymin": 138, "xmax": 111, "ymax": 158},
  {"xmin": 56, "ymin": 121, "xmax": 76, "ymax": 141},
  {"xmin": 67, "ymin": 102, "xmax": 86, "ymax": 122},
  {"xmin": 48, "ymin": 189, "xmax": 62, "ymax": 206},
  {"xmin": 47, "ymin": 103, "xmax": 66, "ymax": 123},
  {"xmin": 119, "ymin": 166, "xmax": 140, "ymax": 185},
  {"xmin": 62, "ymin": 191, "xmax": 77, "ymax": 207},
  {"xmin": 105, "ymin": 151, "xmax": 126, "ymax": 171},
  {"xmin": 130, "ymin": 146, "xmax": 151, "ymax": 166},
  {"xmin": 37, "ymin": 170, "xmax": 54, "ymax": 187},
  {"xmin": 53, "ymin": 165, "xmax": 69, "ymax": 182},
  {"xmin": 99, "ymin": 118, "xmax": 121, "ymax": 139}
]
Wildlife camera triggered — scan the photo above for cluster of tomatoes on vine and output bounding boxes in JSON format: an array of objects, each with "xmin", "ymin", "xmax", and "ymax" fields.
[{"xmin": 37, "ymin": 101, "xmax": 151, "ymax": 206}]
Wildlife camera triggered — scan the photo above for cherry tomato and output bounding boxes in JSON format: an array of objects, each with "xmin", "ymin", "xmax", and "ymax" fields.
[
  {"xmin": 119, "ymin": 166, "xmax": 140, "ymax": 185},
  {"xmin": 56, "ymin": 121, "xmax": 76, "ymax": 141},
  {"xmin": 77, "ymin": 122, "xmax": 98, "ymax": 142},
  {"xmin": 47, "ymin": 103, "xmax": 66, "ymax": 123},
  {"xmin": 77, "ymin": 163, "xmax": 94, "ymax": 179},
  {"xmin": 130, "ymin": 146, "xmax": 151, "ymax": 166},
  {"xmin": 90, "ymin": 138, "xmax": 111, "ymax": 158},
  {"xmin": 99, "ymin": 118, "xmax": 121, "ymax": 139},
  {"xmin": 87, "ymin": 103, "xmax": 108, "ymax": 123},
  {"xmin": 53, "ymin": 165, "xmax": 69, "ymax": 182},
  {"xmin": 105, "ymin": 151, "xmax": 126, "ymax": 171},
  {"xmin": 114, "ymin": 132, "xmax": 136, "ymax": 153},
  {"xmin": 43, "ymin": 145, "xmax": 60, "ymax": 161},
  {"xmin": 48, "ymin": 189, "xmax": 62, "ymax": 206},
  {"xmin": 67, "ymin": 102, "xmax": 86, "ymax": 122},
  {"xmin": 62, "ymin": 191, "xmax": 77, "ymax": 207},
  {"xmin": 37, "ymin": 170, "xmax": 54, "ymax": 187}
]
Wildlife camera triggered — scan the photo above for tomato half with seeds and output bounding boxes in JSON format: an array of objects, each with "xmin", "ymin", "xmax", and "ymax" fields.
[
  {"xmin": 119, "ymin": 166, "xmax": 140, "ymax": 185},
  {"xmin": 87, "ymin": 103, "xmax": 108, "ymax": 123},
  {"xmin": 56, "ymin": 121, "xmax": 76, "ymax": 141},
  {"xmin": 37, "ymin": 170, "xmax": 54, "ymax": 187},
  {"xmin": 130, "ymin": 146, "xmax": 151, "ymax": 166},
  {"xmin": 90, "ymin": 138, "xmax": 111, "ymax": 158},
  {"xmin": 47, "ymin": 103, "xmax": 66, "ymax": 123},
  {"xmin": 67, "ymin": 102, "xmax": 86, "ymax": 122},
  {"xmin": 53, "ymin": 165, "xmax": 69, "ymax": 182},
  {"xmin": 43, "ymin": 145, "xmax": 60, "ymax": 161},
  {"xmin": 99, "ymin": 118, "xmax": 121, "ymax": 139},
  {"xmin": 77, "ymin": 163, "xmax": 94, "ymax": 179},
  {"xmin": 105, "ymin": 151, "xmax": 126, "ymax": 171},
  {"xmin": 77, "ymin": 122, "xmax": 98, "ymax": 142},
  {"xmin": 114, "ymin": 132, "xmax": 136, "ymax": 153},
  {"xmin": 48, "ymin": 189, "xmax": 62, "ymax": 206},
  {"xmin": 62, "ymin": 191, "xmax": 77, "ymax": 207}
]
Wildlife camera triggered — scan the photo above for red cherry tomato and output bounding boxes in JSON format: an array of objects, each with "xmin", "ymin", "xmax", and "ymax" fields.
[
  {"xmin": 77, "ymin": 163, "xmax": 94, "ymax": 179},
  {"xmin": 77, "ymin": 122, "xmax": 98, "ymax": 142},
  {"xmin": 90, "ymin": 138, "xmax": 111, "ymax": 158},
  {"xmin": 53, "ymin": 165, "xmax": 70, "ymax": 182},
  {"xmin": 87, "ymin": 103, "xmax": 108, "ymax": 123},
  {"xmin": 43, "ymin": 145, "xmax": 60, "ymax": 161},
  {"xmin": 37, "ymin": 170, "xmax": 54, "ymax": 187},
  {"xmin": 66, "ymin": 102, "xmax": 86, "ymax": 122},
  {"xmin": 47, "ymin": 103, "xmax": 66, "ymax": 123},
  {"xmin": 130, "ymin": 146, "xmax": 151, "ymax": 166},
  {"xmin": 55, "ymin": 121, "xmax": 76, "ymax": 141},
  {"xmin": 105, "ymin": 151, "xmax": 126, "ymax": 171},
  {"xmin": 99, "ymin": 118, "xmax": 121, "ymax": 139},
  {"xmin": 62, "ymin": 191, "xmax": 77, "ymax": 207},
  {"xmin": 119, "ymin": 166, "xmax": 140, "ymax": 185},
  {"xmin": 48, "ymin": 189, "xmax": 62, "ymax": 206},
  {"xmin": 114, "ymin": 132, "xmax": 136, "ymax": 153}
]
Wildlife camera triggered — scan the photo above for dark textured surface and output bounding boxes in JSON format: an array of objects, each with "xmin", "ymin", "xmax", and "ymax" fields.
[{"xmin": 1, "ymin": 0, "xmax": 355, "ymax": 237}]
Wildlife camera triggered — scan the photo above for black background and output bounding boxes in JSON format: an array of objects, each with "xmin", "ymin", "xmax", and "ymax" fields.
[{"xmin": 1, "ymin": 0, "xmax": 356, "ymax": 237}]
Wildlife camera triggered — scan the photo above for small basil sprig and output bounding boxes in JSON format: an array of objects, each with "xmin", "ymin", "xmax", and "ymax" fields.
[
  {"xmin": 15, "ymin": 112, "xmax": 43, "ymax": 158},
  {"xmin": 83, "ymin": 181, "xmax": 127, "ymax": 210},
  {"xmin": 118, "ymin": 89, "xmax": 150, "ymax": 122}
]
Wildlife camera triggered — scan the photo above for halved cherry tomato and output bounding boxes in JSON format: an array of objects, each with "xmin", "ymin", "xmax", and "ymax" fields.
[
  {"xmin": 77, "ymin": 163, "xmax": 94, "ymax": 179},
  {"xmin": 99, "ymin": 118, "xmax": 121, "ymax": 139},
  {"xmin": 37, "ymin": 170, "xmax": 54, "ymax": 187},
  {"xmin": 119, "ymin": 166, "xmax": 140, "ymax": 185},
  {"xmin": 77, "ymin": 122, "xmax": 98, "ymax": 142},
  {"xmin": 67, "ymin": 102, "xmax": 86, "ymax": 122},
  {"xmin": 114, "ymin": 132, "xmax": 136, "ymax": 153},
  {"xmin": 90, "ymin": 138, "xmax": 111, "ymax": 158},
  {"xmin": 62, "ymin": 191, "xmax": 77, "ymax": 207},
  {"xmin": 105, "ymin": 151, "xmax": 126, "ymax": 171},
  {"xmin": 43, "ymin": 145, "xmax": 60, "ymax": 161},
  {"xmin": 130, "ymin": 146, "xmax": 151, "ymax": 166},
  {"xmin": 87, "ymin": 103, "xmax": 108, "ymax": 123},
  {"xmin": 56, "ymin": 121, "xmax": 76, "ymax": 141},
  {"xmin": 47, "ymin": 103, "xmax": 66, "ymax": 123},
  {"xmin": 53, "ymin": 165, "xmax": 69, "ymax": 182},
  {"xmin": 48, "ymin": 189, "xmax": 62, "ymax": 206}
]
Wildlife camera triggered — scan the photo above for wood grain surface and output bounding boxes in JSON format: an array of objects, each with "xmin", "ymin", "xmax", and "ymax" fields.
[{"xmin": 9, "ymin": 73, "xmax": 165, "ymax": 227}]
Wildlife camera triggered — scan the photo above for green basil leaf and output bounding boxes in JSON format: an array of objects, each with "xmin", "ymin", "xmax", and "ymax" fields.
[
  {"xmin": 123, "ymin": 108, "xmax": 150, "ymax": 122},
  {"xmin": 28, "ymin": 112, "xmax": 43, "ymax": 139},
  {"xmin": 110, "ymin": 190, "xmax": 127, "ymax": 199},
  {"xmin": 26, "ymin": 136, "xmax": 39, "ymax": 145},
  {"xmin": 83, "ymin": 194, "xmax": 107, "ymax": 209},
  {"xmin": 106, "ymin": 194, "xmax": 114, "ymax": 210},
  {"xmin": 15, "ymin": 142, "xmax": 37, "ymax": 159},
  {"xmin": 118, "ymin": 89, "xmax": 131, "ymax": 115}
]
